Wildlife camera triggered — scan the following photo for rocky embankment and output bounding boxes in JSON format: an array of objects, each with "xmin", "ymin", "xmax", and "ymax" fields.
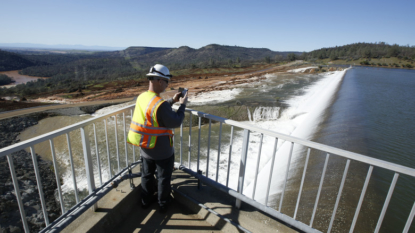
[
  {"xmin": 0, "ymin": 103, "xmax": 120, "ymax": 233},
  {"xmin": 0, "ymin": 113, "xmax": 60, "ymax": 233}
]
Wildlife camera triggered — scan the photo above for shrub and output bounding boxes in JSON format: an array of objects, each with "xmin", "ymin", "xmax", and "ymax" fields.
[
  {"xmin": 0, "ymin": 74, "xmax": 14, "ymax": 85},
  {"xmin": 406, "ymin": 64, "xmax": 413, "ymax": 68}
]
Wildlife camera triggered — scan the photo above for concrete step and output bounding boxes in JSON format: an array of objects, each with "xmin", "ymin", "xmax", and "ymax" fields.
[
  {"xmin": 61, "ymin": 166, "xmax": 223, "ymax": 233},
  {"xmin": 115, "ymin": 200, "xmax": 222, "ymax": 232}
]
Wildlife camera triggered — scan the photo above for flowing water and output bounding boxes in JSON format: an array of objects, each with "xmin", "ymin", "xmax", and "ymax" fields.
[
  {"xmin": 16, "ymin": 67, "xmax": 415, "ymax": 232},
  {"xmin": 18, "ymin": 102, "xmax": 139, "ymax": 208}
]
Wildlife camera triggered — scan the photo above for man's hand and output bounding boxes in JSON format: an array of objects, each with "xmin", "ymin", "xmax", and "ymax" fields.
[
  {"xmin": 179, "ymin": 91, "xmax": 188, "ymax": 105},
  {"xmin": 173, "ymin": 92, "xmax": 181, "ymax": 103}
]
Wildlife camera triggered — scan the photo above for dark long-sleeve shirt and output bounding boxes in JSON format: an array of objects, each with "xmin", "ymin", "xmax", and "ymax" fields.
[{"xmin": 140, "ymin": 98, "xmax": 186, "ymax": 160}]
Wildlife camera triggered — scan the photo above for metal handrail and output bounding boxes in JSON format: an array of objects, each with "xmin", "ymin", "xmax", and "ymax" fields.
[
  {"xmin": 0, "ymin": 104, "xmax": 136, "ymax": 158},
  {"xmin": 2, "ymin": 102, "xmax": 415, "ymax": 233},
  {"xmin": 178, "ymin": 107, "xmax": 415, "ymax": 177},
  {"xmin": 1, "ymin": 103, "xmax": 136, "ymax": 233},
  {"xmin": 175, "ymin": 106, "xmax": 415, "ymax": 233}
]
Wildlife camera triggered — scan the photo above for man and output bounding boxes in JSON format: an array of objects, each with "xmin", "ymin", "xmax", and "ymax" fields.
[{"xmin": 127, "ymin": 64, "xmax": 188, "ymax": 213}]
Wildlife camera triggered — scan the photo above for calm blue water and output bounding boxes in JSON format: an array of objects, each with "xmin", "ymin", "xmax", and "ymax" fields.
[{"xmin": 314, "ymin": 67, "xmax": 415, "ymax": 232}]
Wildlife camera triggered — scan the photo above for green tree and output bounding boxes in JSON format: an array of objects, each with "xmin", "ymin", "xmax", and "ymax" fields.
[
  {"xmin": 209, "ymin": 58, "xmax": 216, "ymax": 68},
  {"xmin": 0, "ymin": 74, "xmax": 14, "ymax": 85},
  {"xmin": 329, "ymin": 53, "xmax": 338, "ymax": 60},
  {"xmin": 274, "ymin": 55, "xmax": 283, "ymax": 62},
  {"xmin": 264, "ymin": 56, "xmax": 271, "ymax": 64},
  {"xmin": 287, "ymin": 53, "xmax": 296, "ymax": 61},
  {"xmin": 363, "ymin": 48, "xmax": 372, "ymax": 58}
]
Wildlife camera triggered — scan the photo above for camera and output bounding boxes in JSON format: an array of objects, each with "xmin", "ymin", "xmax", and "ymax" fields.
[{"xmin": 178, "ymin": 87, "xmax": 188, "ymax": 97}]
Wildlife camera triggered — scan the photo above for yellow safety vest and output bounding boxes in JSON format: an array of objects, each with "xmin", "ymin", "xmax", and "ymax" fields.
[{"xmin": 127, "ymin": 91, "xmax": 173, "ymax": 149}]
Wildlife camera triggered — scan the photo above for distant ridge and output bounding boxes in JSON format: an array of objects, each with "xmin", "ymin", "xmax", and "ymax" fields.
[
  {"xmin": 0, "ymin": 43, "xmax": 126, "ymax": 51},
  {"xmin": 102, "ymin": 44, "xmax": 301, "ymax": 68}
]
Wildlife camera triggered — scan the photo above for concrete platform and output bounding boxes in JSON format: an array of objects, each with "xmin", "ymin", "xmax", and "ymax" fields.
[
  {"xmin": 115, "ymin": 199, "xmax": 222, "ymax": 232},
  {"xmin": 62, "ymin": 167, "xmax": 298, "ymax": 233}
]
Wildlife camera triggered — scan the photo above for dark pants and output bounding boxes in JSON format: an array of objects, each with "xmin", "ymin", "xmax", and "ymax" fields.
[{"xmin": 141, "ymin": 154, "xmax": 174, "ymax": 207}]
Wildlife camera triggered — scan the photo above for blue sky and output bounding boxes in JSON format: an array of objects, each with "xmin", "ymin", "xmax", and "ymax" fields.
[{"xmin": 1, "ymin": 0, "xmax": 414, "ymax": 52}]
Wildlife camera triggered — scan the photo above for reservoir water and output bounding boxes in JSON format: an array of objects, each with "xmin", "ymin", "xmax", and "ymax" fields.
[
  {"xmin": 311, "ymin": 67, "xmax": 415, "ymax": 232},
  {"xmin": 17, "ymin": 67, "xmax": 415, "ymax": 232},
  {"xmin": 0, "ymin": 70, "xmax": 47, "ymax": 87}
]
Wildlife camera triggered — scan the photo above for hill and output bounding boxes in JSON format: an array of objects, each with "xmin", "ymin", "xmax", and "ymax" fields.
[
  {"xmin": 305, "ymin": 42, "xmax": 415, "ymax": 61},
  {"xmin": 0, "ymin": 43, "xmax": 125, "ymax": 51},
  {"xmin": 112, "ymin": 44, "xmax": 299, "ymax": 69},
  {"xmin": 17, "ymin": 44, "xmax": 300, "ymax": 78},
  {"xmin": 0, "ymin": 44, "xmax": 301, "ymax": 98},
  {"xmin": 0, "ymin": 50, "xmax": 37, "ymax": 71}
]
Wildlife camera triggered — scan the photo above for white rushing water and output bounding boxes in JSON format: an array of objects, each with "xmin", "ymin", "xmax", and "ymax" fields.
[
  {"xmin": 182, "ymin": 70, "xmax": 348, "ymax": 204},
  {"xmin": 188, "ymin": 88, "xmax": 243, "ymax": 105},
  {"xmin": 243, "ymin": 70, "xmax": 347, "ymax": 202}
]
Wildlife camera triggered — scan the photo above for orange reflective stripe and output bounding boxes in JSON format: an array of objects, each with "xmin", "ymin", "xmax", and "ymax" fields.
[
  {"xmin": 150, "ymin": 99, "xmax": 163, "ymax": 126},
  {"xmin": 130, "ymin": 120, "xmax": 173, "ymax": 136},
  {"xmin": 145, "ymin": 96, "xmax": 162, "ymax": 127},
  {"xmin": 143, "ymin": 95, "xmax": 157, "ymax": 127},
  {"xmin": 129, "ymin": 126, "xmax": 172, "ymax": 136},
  {"xmin": 139, "ymin": 135, "xmax": 156, "ymax": 148},
  {"xmin": 140, "ymin": 134, "xmax": 149, "ymax": 147}
]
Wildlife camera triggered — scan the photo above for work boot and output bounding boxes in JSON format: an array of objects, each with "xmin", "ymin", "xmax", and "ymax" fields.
[
  {"xmin": 141, "ymin": 196, "xmax": 156, "ymax": 209},
  {"xmin": 158, "ymin": 195, "xmax": 172, "ymax": 213},
  {"xmin": 159, "ymin": 205, "xmax": 168, "ymax": 214}
]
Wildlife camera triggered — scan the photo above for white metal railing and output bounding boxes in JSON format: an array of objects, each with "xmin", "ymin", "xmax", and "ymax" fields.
[
  {"xmin": 1, "ymin": 103, "xmax": 415, "ymax": 233},
  {"xmin": 176, "ymin": 107, "xmax": 415, "ymax": 233},
  {"xmin": 0, "ymin": 103, "xmax": 137, "ymax": 233}
]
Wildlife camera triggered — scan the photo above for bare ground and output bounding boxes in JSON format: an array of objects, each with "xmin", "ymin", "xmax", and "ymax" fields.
[{"xmin": 0, "ymin": 61, "xmax": 305, "ymax": 119}]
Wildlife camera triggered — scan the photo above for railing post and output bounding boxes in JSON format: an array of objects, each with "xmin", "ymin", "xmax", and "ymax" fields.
[
  {"xmin": 93, "ymin": 124, "xmax": 102, "ymax": 186},
  {"xmin": 7, "ymin": 154, "xmax": 30, "ymax": 233},
  {"xmin": 226, "ymin": 126, "xmax": 235, "ymax": 188},
  {"xmin": 104, "ymin": 119, "xmax": 112, "ymax": 178},
  {"xmin": 66, "ymin": 133, "xmax": 79, "ymax": 204},
  {"xmin": 197, "ymin": 117, "xmax": 201, "ymax": 172},
  {"xmin": 123, "ymin": 112, "xmax": 128, "ymax": 167},
  {"xmin": 113, "ymin": 115, "xmax": 120, "ymax": 173},
  {"xmin": 180, "ymin": 122, "xmax": 183, "ymax": 165},
  {"xmin": 236, "ymin": 129, "xmax": 250, "ymax": 209},
  {"xmin": 30, "ymin": 146, "xmax": 50, "ymax": 226},
  {"xmin": 252, "ymin": 133, "xmax": 263, "ymax": 199},
  {"xmin": 80, "ymin": 126, "xmax": 97, "ymax": 210},
  {"xmin": 403, "ymin": 202, "xmax": 415, "ymax": 233},
  {"xmin": 50, "ymin": 139, "xmax": 65, "ymax": 214},
  {"xmin": 188, "ymin": 113, "xmax": 192, "ymax": 169},
  {"xmin": 131, "ymin": 109, "xmax": 136, "ymax": 162},
  {"xmin": 279, "ymin": 142, "xmax": 294, "ymax": 212},
  {"xmin": 206, "ymin": 119, "xmax": 212, "ymax": 177},
  {"xmin": 216, "ymin": 122, "xmax": 223, "ymax": 182}
]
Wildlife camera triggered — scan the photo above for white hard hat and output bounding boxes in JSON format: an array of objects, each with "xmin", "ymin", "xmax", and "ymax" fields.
[{"xmin": 146, "ymin": 64, "xmax": 172, "ymax": 80}]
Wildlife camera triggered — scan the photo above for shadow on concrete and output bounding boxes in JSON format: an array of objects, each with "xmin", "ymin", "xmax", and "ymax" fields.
[{"xmin": 114, "ymin": 197, "xmax": 221, "ymax": 232}]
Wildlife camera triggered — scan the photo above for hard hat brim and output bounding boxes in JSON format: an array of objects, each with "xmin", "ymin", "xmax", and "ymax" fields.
[{"xmin": 146, "ymin": 72, "xmax": 171, "ymax": 80}]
